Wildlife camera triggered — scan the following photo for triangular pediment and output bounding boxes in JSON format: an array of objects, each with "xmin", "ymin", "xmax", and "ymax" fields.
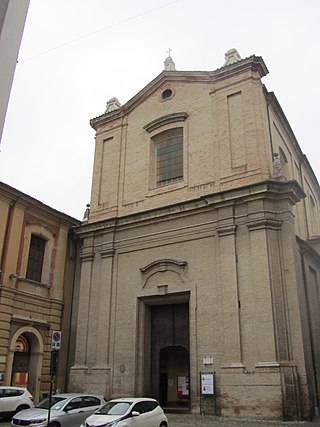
[{"xmin": 90, "ymin": 55, "xmax": 268, "ymax": 131}]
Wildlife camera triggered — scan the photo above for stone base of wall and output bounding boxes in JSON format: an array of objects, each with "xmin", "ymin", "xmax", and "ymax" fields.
[
  {"xmin": 68, "ymin": 365, "xmax": 111, "ymax": 397},
  {"xmin": 218, "ymin": 364, "xmax": 302, "ymax": 420}
]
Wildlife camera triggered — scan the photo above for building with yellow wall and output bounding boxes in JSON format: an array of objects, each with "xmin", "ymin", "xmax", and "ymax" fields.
[{"xmin": 0, "ymin": 182, "xmax": 80, "ymax": 402}]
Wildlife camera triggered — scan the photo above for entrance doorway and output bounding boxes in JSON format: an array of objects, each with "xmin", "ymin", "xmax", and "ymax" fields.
[
  {"xmin": 12, "ymin": 334, "xmax": 30, "ymax": 388},
  {"xmin": 8, "ymin": 327, "xmax": 44, "ymax": 403},
  {"xmin": 150, "ymin": 303, "xmax": 190, "ymax": 409},
  {"xmin": 159, "ymin": 345, "xmax": 189, "ymax": 408}
]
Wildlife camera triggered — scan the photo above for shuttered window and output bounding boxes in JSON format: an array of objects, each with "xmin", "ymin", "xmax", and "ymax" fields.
[{"xmin": 26, "ymin": 234, "xmax": 46, "ymax": 282}]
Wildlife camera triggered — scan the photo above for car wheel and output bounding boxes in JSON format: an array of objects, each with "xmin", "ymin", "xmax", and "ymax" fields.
[
  {"xmin": 15, "ymin": 405, "xmax": 30, "ymax": 413},
  {"xmin": 49, "ymin": 423, "xmax": 60, "ymax": 427},
  {"xmin": 159, "ymin": 423, "xmax": 167, "ymax": 427}
]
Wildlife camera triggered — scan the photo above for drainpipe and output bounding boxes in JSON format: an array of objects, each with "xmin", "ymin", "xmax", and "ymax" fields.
[{"xmin": 0, "ymin": 196, "xmax": 20, "ymax": 284}]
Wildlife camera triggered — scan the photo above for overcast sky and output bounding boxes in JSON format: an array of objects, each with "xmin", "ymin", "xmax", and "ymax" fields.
[{"xmin": 1, "ymin": 0, "xmax": 319, "ymax": 220}]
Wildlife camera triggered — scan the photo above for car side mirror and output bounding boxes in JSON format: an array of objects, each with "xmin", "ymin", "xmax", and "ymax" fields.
[{"xmin": 131, "ymin": 411, "xmax": 140, "ymax": 417}]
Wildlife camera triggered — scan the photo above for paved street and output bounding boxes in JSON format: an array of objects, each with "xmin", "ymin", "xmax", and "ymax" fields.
[
  {"xmin": 2, "ymin": 414, "xmax": 320, "ymax": 427},
  {"xmin": 166, "ymin": 414, "xmax": 320, "ymax": 427}
]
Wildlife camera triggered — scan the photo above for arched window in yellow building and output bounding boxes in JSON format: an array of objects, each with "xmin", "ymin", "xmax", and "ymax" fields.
[{"xmin": 26, "ymin": 234, "xmax": 47, "ymax": 282}]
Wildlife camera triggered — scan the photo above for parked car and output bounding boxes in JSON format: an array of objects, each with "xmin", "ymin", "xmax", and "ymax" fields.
[
  {"xmin": 0, "ymin": 386, "xmax": 34, "ymax": 420},
  {"xmin": 81, "ymin": 397, "xmax": 168, "ymax": 427},
  {"xmin": 11, "ymin": 393, "xmax": 106, "ymax": 427}
]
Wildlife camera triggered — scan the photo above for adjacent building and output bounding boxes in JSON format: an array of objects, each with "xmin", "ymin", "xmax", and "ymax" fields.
[
  {"xmin": 0, "ymin": 182, "xmax": 80, "ymax": 402},
  {"xmin": 0, "ymin": 0, "xmax": 30, "ymax": 143},
  {"xmin": 68, "ymin": 49, "xmax": 320, "ymax": 420}
]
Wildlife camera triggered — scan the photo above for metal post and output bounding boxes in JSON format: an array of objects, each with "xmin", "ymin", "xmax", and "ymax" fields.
[
  {"xmin": 47, "ymin": 349, "xmax": 58, "ymax": 427},
  {"xmin": 47, "ymin": 370, "xmax": 54, "ymax": 427},
  {"xmin": 47, "ymin": 331, "xmax": 61, "ymax": 427}
]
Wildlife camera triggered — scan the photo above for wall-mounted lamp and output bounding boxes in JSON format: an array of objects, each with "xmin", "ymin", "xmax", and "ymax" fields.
[{"xmin": 9, "ymin": 273, "xmax": 19, "ymax": 279}]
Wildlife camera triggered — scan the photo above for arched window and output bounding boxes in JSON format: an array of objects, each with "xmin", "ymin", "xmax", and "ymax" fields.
[
  {"xmin": 310, "ymin": 194, "xmax": 319, "ymax": 235},
  {"xmin": 279, "ymin": 147, "xmax": 289, "ymax": 179},
  {"xmin": 152, "ymin": 128, "xmax": 183, "ymax": 187},
  {"xmin": 26, "ymin": 234, "xmax": 47, "ymax": 282}
]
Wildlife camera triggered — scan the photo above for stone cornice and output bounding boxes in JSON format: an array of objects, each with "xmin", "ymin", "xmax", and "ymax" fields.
[
  {"xmin": 100, "ymin": 248, "xmax": 115, "ymax": 258},
  {"xmin": 140, "ymin": 259, "xmax": 187, "ymax": 274},
  {"xmin": 74, "ymin": 180, "xmax": 305, "ymax": 238},
  {"xmin": 79, "ymin": 252, "xmax": 95, "ymax": 262},
  {"xmin": 216, "ymin": 225, "xmax": 237, "ymax": 236},
  {"xmin": 297, "ymin": 236, "xmax": 320, "ymax": 263},
  {"xmin": 11, "ymin": 314, "xmax": 51, "ymax": 329},
  {"xmin": 25, "ymin": 219, "xmax": 57, "ymax": 237},
  {"xmin": 213, "ymin": 55, "xmax": 268, "ymax": 83},
  {"xmin": 247, "ymin": 218, "xmax": 282, "ymax": 231},
  {"xmin": 140, "ymin": 258, "xmax": 188, "ymax": 288},
  {"xmin": 143, "ymin": 112, "xmax": 188, "ymax": 133}
]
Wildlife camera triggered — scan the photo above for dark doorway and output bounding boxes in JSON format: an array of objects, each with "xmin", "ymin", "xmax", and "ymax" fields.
[
  {"xmin": 150, "ymin": 303, "xmax": 190, "ymax": 409},
  {"xmin": 160, "ymin": 373, "xmax": 168, "ymax": 406},
  {"xmin": 159, "ymin": 345, "xmax": 189, "ymax": 408},
  {"xmin": 12, "ymin": 334, "xmax": 30, "ymax": 387}
]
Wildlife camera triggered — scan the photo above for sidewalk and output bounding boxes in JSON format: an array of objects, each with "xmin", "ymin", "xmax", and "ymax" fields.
[{"xmin": 166, "ymin": 413, "xmax": 320, "ymax": 427}]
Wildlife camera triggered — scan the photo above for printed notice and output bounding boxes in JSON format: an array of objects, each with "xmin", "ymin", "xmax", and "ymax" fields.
[{"xmin": 201, "ymin": 373, "xmax": 214, "ymax": 395}]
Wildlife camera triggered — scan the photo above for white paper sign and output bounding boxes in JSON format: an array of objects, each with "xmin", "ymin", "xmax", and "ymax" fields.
[{"xmin": 201, "ymin": 373, "xmax": 214, "ymax": 395}]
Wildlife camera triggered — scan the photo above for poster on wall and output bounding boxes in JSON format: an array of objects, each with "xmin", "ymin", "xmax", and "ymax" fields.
[
  {"xmin": 177, "ymin": 376, "xmax": 189, "ymax": 397},
  {"xmin": 12, "ymin": 372, "xmax": 28, "ymax": 387},
  {"xmin": 201, "ymin": 373, "xmax": 214, "ymax": 395}
]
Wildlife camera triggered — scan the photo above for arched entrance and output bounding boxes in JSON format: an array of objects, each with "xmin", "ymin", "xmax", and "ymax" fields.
[
  {"xmin": 8, "ymin": 327, "xmax": 44, "ymax": 403},
  {"xmin": 159, "ymin": 345, "xmax": 189, "ymax": 408},
  {"xmin": 12, "ymin": 334, "xmax": 30, "ymax": 388},
  {"xmin": 150, "ymin": 302, "xmax": 190, "ymax": 410}
]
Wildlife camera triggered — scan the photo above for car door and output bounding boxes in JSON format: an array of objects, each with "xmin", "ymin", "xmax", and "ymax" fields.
[
  {"xmin": 129, "ymin": 402, "xmax": 149, "ymax": 427},
  {"xmin": 58, "ymin": 396, "xmax": 83, "ymax": 427},
  {"xmin": 1, "ymin": 388, "xmax": 19, "ymax": 414},
  {"xmin": 78, "ymin": 396, "xmax": 102, "ymax": 422},
  {"xmin": 144, "ymin": 401, "xmax": 161, "ymax": 427},
  {"xmin": 0, "ymin": 388, "xmax": 11, "ymax": 413}
]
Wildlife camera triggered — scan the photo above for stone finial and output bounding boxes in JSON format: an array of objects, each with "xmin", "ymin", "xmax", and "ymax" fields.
[
  {"xmin": 105, "ymin": 97, "xmax": 121, "ymax": 113},
  {"xmin": 272, "ymin": 152, "xmax": 286, "ymax": 181},
  {"xmin": 82, "ymin": 203, "xmax": 90, "ymax": 223},
  {"xmin": 164, "ymin": 56, "xmax": 176, "ymax": 71},
  {"xmin": 223, "ymin": 48, "xmax": 242, "ymax": 66}
]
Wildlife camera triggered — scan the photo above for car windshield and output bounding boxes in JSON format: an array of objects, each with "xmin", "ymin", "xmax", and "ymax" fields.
[
  {"xmin": 36, "ymin": 396, "xmax": 67, "ymax": 410},
  {"xmin": 96, "ymin": 401, "xmax": 131, "ymax": 415}
]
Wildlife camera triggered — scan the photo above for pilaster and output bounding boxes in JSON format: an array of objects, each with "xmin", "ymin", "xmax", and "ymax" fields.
[
  {"xmin": 217, "ymin": 204, "xmax": 242, "ymax": 366},
  {"xmin": 72, "ymin": 243, "xmax": 94, "ymax": 368}
]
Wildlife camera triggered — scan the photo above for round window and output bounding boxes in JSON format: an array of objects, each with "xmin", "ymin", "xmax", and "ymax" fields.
[{"xmin": 161, "ymin": 89, "xmax": 173, "ymax": 100}]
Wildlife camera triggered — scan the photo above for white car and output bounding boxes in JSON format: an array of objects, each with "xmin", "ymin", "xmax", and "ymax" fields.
[
  {"xmin": 0, "ymin": 386, "xmax": 34, "ymax": 420},
  {"xmin": 81, "ymin": 397, "xmax": 168, "ymax": 427},
  {"xmin": 11, "ymin": 393, "xmax": 106, "ymax": 427}
]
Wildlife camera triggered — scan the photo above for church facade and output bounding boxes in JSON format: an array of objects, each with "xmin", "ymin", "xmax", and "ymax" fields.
[{"xmin": 69, "ymin": 50, "xmax": 320, "ymax": 420}]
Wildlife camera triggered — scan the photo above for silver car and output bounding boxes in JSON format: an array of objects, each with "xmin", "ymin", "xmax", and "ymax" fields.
[{"xmin": 11, "ymin": 393, "xmax": 106, "ymax": 427}]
